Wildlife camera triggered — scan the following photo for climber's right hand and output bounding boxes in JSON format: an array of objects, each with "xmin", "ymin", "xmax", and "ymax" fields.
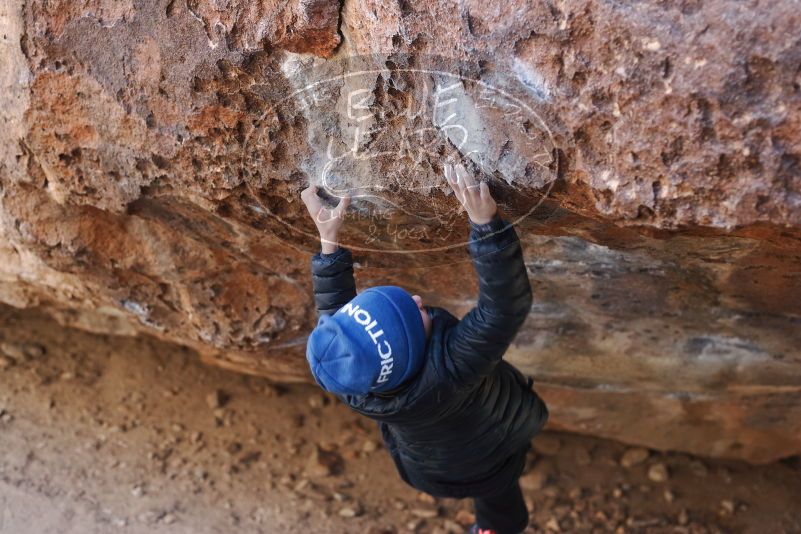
[
  {"xmin": 444, "ymin": 163, "xmax": 497, "ymax": 225},
  {"xmin": 300, "ymin": 185, "xmax": 350, "ymax": 254}
]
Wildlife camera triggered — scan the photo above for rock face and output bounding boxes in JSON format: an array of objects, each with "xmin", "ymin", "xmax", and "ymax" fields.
[{"xmin": 1, "ymin": 0, "xmax": 800, "ymax": 463}]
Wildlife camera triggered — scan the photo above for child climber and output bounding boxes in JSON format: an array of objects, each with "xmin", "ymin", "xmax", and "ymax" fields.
[{"xmin": 301, "ymin": 163, "xmax": 549, "ymax": 534}]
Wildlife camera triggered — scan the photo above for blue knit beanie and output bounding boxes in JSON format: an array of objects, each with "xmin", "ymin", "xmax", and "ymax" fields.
[{"xmin": 306, "ymin": 286, "xmax": 426, "ymax": 396}]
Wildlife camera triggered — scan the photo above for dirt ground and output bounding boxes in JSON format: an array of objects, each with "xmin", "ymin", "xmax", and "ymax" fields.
[{"xmin": 1, "ymin": 304, "xmax": 800, "ymax": 534}]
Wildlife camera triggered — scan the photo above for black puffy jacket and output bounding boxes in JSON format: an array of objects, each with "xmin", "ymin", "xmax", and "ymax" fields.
[{"xmin": 310, "ymin": 217, "xmax": 548, "ymax": 498}]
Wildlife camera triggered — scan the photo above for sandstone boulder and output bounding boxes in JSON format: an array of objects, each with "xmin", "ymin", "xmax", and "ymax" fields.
[{"xmin": 1, "ymin": 0, "xmax": 799, "ymax": 462}]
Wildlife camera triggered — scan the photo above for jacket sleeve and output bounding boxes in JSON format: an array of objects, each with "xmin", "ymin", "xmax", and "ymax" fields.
[
  {"xmin": 444, "ymin": 216, "xmax": 533, "ymax": 385},
  {"xmin": 311, "ymin": 247, "xmax": 357, "ymax": 316}
]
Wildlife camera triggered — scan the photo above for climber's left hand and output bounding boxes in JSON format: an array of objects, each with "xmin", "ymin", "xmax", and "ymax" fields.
[{"xmin": 300, "ymin": 185, "xmax": 350, "ymax": 254}]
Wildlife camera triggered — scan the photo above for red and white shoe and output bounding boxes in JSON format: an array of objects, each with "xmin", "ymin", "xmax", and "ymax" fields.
[{"xmin": 469, "ymin": 525, "xmax": 498, "ymax": 534}]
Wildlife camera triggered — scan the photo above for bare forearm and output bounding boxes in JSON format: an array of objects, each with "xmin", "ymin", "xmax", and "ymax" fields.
[{"xmin": 320, "ymin": 236, "xmax": 339, "ymax": 255}]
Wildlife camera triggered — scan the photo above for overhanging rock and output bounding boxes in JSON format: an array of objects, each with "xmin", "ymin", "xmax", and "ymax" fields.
[{"xmin": 0, "ymin": 0, "xmax": 799, "ymax": 463}]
